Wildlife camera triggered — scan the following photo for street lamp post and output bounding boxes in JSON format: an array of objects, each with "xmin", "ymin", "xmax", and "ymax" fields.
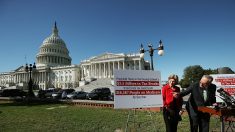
[
  {"xmin": 139, "ymin": 40, "xmax": 164, "ymax": 71},
  {"xmin": 25, "ymin": 63, "xmax": 36, "ymax": 97}
]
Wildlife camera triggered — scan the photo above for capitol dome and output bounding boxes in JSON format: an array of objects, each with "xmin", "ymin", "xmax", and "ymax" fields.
[{"xmin": 36, "ymin": 22, "xmax": 72, "ymax": 67}]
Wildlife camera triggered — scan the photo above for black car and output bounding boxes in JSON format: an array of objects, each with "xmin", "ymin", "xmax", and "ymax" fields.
[
  {"xmin": 0, "ymin": 89, "xmax": 27, "ymax": 97},
  {"xmin": 87, "ymin": 88, "xmax": 111, "ymax": 100},
  {"xmin": 109, "ymin": 93, "xmax": 114, "ymax": 101}
]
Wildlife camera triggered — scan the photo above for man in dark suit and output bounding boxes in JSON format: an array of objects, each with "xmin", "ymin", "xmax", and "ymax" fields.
[{"xmin": 179, "ymin": 75, "xmax": 216, "ymax": 132}]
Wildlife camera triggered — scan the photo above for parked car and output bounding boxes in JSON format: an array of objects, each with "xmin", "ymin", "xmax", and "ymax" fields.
[
  {"xmin": 87, "ymin": 88, "xmax": 111, "ymax": 100},
  {"xmin": 67, "ymin": 91, "xmax": 87, "ymax": 99},
  {"xmin": 109, "ymin": 93, "xmax": 114, "ymax": 101},
  {"xmin": 38, "ymin": 88, "xmax": 60, "ymax": 98},
  {"xmin": 0, "ymin": 89, "xmax": 27, "ymax": 97},
  {"xmin": 52, "ymin": 89, "xmax": 75, "ymax": 99}
]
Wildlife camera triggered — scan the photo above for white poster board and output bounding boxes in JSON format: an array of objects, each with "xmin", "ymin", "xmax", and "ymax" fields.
[
  {"xmin": 114, "ymin": 70, "xmax": 162, "ymax": 109},
  {"xmin": 211, "ymin": 74, "xmax": 235, "ymax": 102}
]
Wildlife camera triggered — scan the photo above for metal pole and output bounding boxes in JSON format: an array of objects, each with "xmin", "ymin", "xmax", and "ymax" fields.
[
  {"xmin": 148, "ymin": 45, "xmax": 154, "ymax": 71},
  {"xmin": 150, "ymin": 55, "xmax": 154, "ymax": 71},
  {"xmin": 28, "ymin": 66, "xmax": 34, "ymax": 97},
  {"xmin": 220, "ymin": 116, "xmax": 224, "ymax": 132}
]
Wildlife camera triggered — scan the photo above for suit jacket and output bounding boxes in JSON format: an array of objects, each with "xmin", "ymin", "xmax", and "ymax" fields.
[{"xmin": 180, "ymin": 82, "xmax": 216, "ymax": 117}]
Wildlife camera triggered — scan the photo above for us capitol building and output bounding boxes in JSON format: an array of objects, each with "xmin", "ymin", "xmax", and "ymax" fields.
[{"xmin": 0, "ymin": 23, "xmax": 150, "ymax": 90}]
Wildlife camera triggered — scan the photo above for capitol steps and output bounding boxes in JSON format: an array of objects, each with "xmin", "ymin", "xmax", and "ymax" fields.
[{"xmin": 75, "ymin": 78, "xmax": 114, "ymax": 93}]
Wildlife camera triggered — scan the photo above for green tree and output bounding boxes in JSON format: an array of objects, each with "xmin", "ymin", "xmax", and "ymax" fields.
[
  {"xmin": 180, "ymin": 65, "xmax": 234, "ymax": 88},
  {"xmin": 204, "ymin": 68, "xmax": 218, "ymax": 75},
  {"xmin": 179, "ymin": 78, "xmax": 189, "ymax": 88},
  {"xmin": 180, "ymin": 65, "xmax": 204, "ymax": 88}
]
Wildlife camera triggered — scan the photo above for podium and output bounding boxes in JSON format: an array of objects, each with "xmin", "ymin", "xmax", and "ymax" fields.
[{"xmin": 198, "ymin": 106, "xmax": 235, "ymax": 132}]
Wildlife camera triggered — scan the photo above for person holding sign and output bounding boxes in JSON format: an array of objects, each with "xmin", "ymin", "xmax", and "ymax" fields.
[
  {"xmin": 162, "ymin": 74, "xmax": 183, "ymax": 132},
  {"xmin": 178, "ymin": 75, "xmax": 216, "ymax": 132}
]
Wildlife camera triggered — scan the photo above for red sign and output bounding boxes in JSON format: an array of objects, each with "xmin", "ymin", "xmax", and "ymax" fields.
[
  {"xmin": 115, "ymin": 90, "xmax": 161, "ymax": 95},
  {"xmin": 116, "ymin": 81, "xmax": 159, "ymax": 86}
]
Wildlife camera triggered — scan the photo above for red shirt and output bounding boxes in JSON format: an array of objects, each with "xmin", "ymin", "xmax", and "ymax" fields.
[{"xmin": 162, "ymin": 84, "xmax": 183, "ymax": 110}]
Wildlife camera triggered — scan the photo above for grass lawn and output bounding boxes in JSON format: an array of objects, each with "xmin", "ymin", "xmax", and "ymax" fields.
[{"xmin": 0, "ymin": 102, "xmax": 221, "ymax": 132}]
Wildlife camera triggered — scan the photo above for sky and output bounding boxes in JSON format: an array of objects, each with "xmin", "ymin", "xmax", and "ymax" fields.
[{"xmin": 0, "ymin": 0, "xmax": 235, "ymax": 81}]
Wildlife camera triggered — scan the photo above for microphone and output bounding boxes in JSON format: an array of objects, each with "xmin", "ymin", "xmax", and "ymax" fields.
[{"xmin": 217, "ymin": 88, "xmax": 235, "ymax": 106}]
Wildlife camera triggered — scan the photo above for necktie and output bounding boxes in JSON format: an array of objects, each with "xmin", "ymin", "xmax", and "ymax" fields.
[{"xmin": 203, "ymin": 89, "xmax": 207, "ymax": 101}]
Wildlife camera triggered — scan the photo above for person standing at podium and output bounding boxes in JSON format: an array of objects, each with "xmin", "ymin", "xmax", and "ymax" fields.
[
  {"xmin": 178, "ymin": 75, "xmax": 216, "ymax": 132},
  {"xmin": 162, "ymin": 74, "xmax": 183, "ymax": 132}
]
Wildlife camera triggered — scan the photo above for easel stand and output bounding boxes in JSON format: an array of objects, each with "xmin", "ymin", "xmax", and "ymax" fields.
[
  {"xmin": 125, "ymin": 108, "xmax": 157, "ymax": 132},
  {"xmin": 220, "ymin": 116, "xmax": 235, "ymax": 132}
]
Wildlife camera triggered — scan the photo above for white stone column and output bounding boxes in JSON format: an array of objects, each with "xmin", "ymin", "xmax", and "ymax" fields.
[
  {"xmin": 93, "ymin": 63, "xmax": 97, "ymax": 78},
  {"xmin": 43, "ymin": 72, "xmax": 45, "ymax": 83},
  {"xmin": 45, "ymin": 72, "xmax": 48, "ymax": 89},
  {"xmin": 92, "ymin": 64, "xmax": 94, "ymax": 77},
  {"xmin": 104, "ymin": 62, "xmax": 106, "ymax": 78},
  {"xmin": 88, "ymin": 65, "xmax": 90, "ymax": 77},
  {"xmin": 13, "ymin": 75, "xmax": 15, "ymax": 83},
  {"xmin": 38, "ymin": 72, "xmax": 40, "ymax": 83},
  {"xmin": 123, "ymin": 61, "xmax": 125, "ymax": 70},
  {"xmin": 101, "ymin": 63, "xmax": 103, "ymax": 78},
  {"xmin": 15, "ymin": 74, "xmax": 17, "ymax": 83},
  {"xmin": 19, "ymin": 74, "xmax": 21, "ymax": 83},
  {"xmin": 99, "ymin": 63, "xmax": 101, "ymax": 78},
  {"xmin": 105, "ymin": 62, "xmax": 108, "ymax": 78},
  {"xmin": 100, "ymin": 63, "xmax": 103, "ymax": 78},
  {"xmin": 118, "ymin": 61, "xmax": 120, "ymax": 70},
  {"xmin": 41, "ymin": 72, "xmax": 44, "ymax": 83},
  {"xmin": 108, "ymin": 62, "xmax": 110, "ymax": 78},
  {"xmin": 103, "ymin": 62, "xmax": 105, "ymax": 78},
  {"xmin": 36, "ymin": 72, "xmax": 39, "ymax": 83},
  {"xmin": 81, "ymin": 66, "xmax": 84, "ymax": 80},
  {"xmin": 86, "ymin": 65, "xmax": 88, "ymax": 78},
  {"xmin": 134, "ymin": 60, "xmax": 136, "ymax": 70},
  {"xmin": 41, "ymin": 72, "xmax": 43, "ymax": 83},
  {"xmin": 22, "ymin": 73, "xmax": 24, "ymax": 82},
  {"xmin": 84, "ymin": 66, "xmax": 86, "ymax": 78},
  {"xmin": 96, "ymin": 64, "xmax": 97, "ymax": 78},
  {"xmin": 89, "ymin": 65, "xmax": 91, "ymax": 77},
  {"xmin": 18, "ymin": 74, "xmax": 20, "ymax": 83},
  {"xmin": 20, "ymin": 74, "xmax": 22, "ymax": 82},
  {"xmin": 90, "ymin": 64, "xmax": 92, "ymax": 77},
  {"xmin": 85, "ymin": 65, "xmax": 88, "ymax": 78},
  {"xmin": 44, "ymin": 72, "xmax": 47, "ymax": 88},
  {"xmin": 113, "ymin": 61, "xmax": 115, "ymax": 77},
  {"xmin": 20, "ymin": 73, "xmax": 24, "ymax": 82},
  {"xmin": 96, "ymin": 63, "xmax": 97, "ymax": 78}
]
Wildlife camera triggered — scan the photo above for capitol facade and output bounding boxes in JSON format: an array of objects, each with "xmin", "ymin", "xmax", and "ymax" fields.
[{"xmin": 0, "ymin": 23, "xmax": 150, "ymax": 90}]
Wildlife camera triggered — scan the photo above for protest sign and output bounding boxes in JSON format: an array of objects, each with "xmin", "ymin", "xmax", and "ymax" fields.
[
  {"xmin": 211, "ymin": 74, "xmax": 235, "ymax": 102},
  {"xmin": 114, "ymin": 70, "xmax": 162, "ymax": 109}
]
